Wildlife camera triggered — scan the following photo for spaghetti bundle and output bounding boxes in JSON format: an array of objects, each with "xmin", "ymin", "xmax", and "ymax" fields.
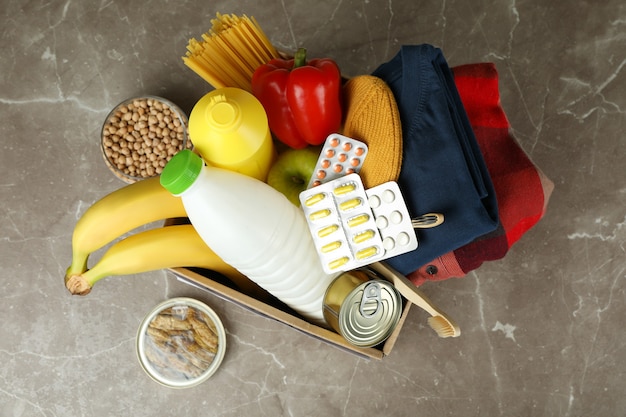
[{"xmin": 183, "ymin": 13, "xmax": 281, "ymax": 92}]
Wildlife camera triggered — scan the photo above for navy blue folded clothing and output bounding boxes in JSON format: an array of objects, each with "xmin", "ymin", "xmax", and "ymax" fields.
[{"xmin": 372, "ymin": 44, "xmax": 499, "ymax": 275}]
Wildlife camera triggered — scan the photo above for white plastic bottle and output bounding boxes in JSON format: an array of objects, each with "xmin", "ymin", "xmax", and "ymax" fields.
[{"xmin": 160, "ymin": 149, "xmax": 338, "ymax": 325}]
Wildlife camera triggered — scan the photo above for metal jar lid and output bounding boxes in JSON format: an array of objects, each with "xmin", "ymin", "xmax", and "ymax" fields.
[{"xmin": 334, "ymin": 277, "xmax": 402, "ymax": 347}]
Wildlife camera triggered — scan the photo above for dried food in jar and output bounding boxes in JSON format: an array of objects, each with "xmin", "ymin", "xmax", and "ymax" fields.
[{"xmin": 102, "ymin": 97, "xmax": 189, "ymax": 181}]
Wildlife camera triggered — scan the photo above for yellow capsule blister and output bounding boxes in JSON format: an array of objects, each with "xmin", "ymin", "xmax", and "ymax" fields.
[
  {"xmin": 356, "ymin": 246, "xmax": 379, "ymax": 260},
  {"xmin": 339, "ymin": 198, "xmax": 362, "ymax": 211},
  {"xmin": 347, "ymin": 213, "xmax": 370, "ymax": 228},
  {"xmin": 300, "ymin": 173, "xmax": 391, "ymax": 274},
  {"xmin": 318, "ymin": 224, "xmax": 339, "ymax": 238},
  {"xmin": 309, "ymin": 208, "xmax": 331, "ymax": 221},
  {"xmin": 333, "ymin": 182, "xmax": 357, "ymax": 196},
  {"xmin": 305, "ymin": 193, "xmax": 326, "ymax": 207},
  {"xmin": 321, "ymin": 240, "xmax": 342, "ymax": 253},
  {"xmin": 353, "ymin": 229, "xmax": 377, "ymax": 244},
  {"xmin": 328, "ymin": 256, "xmax": 350, "ymax": 270}
]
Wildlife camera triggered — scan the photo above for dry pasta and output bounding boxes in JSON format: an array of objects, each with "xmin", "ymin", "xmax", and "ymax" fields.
[{"xmin": 183, "ymin": 13, "xmax": 280, "ymax": 91}]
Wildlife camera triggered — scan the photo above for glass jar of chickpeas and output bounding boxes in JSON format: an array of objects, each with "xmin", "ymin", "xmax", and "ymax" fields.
[{"xmin": 101, "ymin": 96, "xmax": 191, "ymax": 183}]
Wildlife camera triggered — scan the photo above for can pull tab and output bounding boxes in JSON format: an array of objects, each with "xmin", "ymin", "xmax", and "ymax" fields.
[{"xmin": 359, "ymin": 281, "xmax": 382, "ymax": 318}]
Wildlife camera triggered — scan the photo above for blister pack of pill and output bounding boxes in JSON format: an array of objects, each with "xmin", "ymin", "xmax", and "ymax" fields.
[
  {"xmin": 299, "ymin": 173, "xmax": 418, "ymax": 274},
  {"xmin": 300, "ymin": 173, "xmax": 383, "ymax": 273},
  {"xmin": 365, "ymin": 181, "xmax": 418, "ymax": 258},
  {"xmin": 307, "ymin": 134, "xmax": 368, "ymax": 188}
]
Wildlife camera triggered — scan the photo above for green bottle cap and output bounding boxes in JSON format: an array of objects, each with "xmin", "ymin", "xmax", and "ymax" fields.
[{"xmin": 160, "ymin": 149, "xmax": 204, "ymax": 195}]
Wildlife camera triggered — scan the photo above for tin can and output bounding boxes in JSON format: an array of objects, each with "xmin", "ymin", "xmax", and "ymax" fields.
[{"xmin": 323, "ymin": 269, "xmax": 402, "ymax": 347}]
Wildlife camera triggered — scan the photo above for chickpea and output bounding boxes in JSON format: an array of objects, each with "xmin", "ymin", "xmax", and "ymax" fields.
[{"xmin": 102, "ymin": 97, "xmax": 188, "ymax": 180}]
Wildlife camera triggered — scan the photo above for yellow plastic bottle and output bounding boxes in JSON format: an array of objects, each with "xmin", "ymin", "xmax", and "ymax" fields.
[{"xmin": 188, "ymin": 87, "xmax": 275, "ymax": 181}]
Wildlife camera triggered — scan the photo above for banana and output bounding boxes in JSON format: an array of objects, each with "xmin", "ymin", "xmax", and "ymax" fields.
[
  {"xmin": 66, "ymin": 176, "xmax": 187, "ymax": 278},
  {"xmin": 65, "ymin": 224, "xmax": 269, "ymax": 300}
]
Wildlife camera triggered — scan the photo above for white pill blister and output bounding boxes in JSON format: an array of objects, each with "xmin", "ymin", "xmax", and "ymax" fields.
[
  {"xmin": 300, "ymin": 174, "xmax": 418, "ymax": 273},
  {"xmin": 307, "ymin": 134, "xmax": 368, "ymax": 188},
  {"xmin": 365, "ymin": 181, "xmax": 418, "ymax": 258},
  {"xmin": 300, "ymin": 173, "xmax": 383, "ymax": 273}
]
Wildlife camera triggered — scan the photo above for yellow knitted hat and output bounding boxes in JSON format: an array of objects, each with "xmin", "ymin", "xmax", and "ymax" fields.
[{"xmin": 342, "ymin": 75, "xmax": 403, "ymax": 188}]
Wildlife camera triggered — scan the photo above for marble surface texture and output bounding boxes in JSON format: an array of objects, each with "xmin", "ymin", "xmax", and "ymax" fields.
[{"xmin": 1, "ymin": 0, "xmax": 624, "ymax": 416}]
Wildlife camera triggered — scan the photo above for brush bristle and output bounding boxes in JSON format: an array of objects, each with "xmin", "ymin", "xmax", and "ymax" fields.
[{"xmin": 427, "ymin": 315, "xmax": 460, "ymax": 338}]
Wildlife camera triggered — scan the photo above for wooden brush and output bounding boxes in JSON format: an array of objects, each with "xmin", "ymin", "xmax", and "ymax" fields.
[{"xmin": 369, "ymin": 261, "xmax": 461, "ymax": 338}]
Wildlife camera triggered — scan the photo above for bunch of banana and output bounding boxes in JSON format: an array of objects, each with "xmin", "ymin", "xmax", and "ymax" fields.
[{"xmin": 65, "ymin": 176, "xmax": 266, "ymax": 298}]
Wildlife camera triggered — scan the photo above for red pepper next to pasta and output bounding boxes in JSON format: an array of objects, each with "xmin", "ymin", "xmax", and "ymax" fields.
[{"xmin": 251, "ymin": 48, "xmax": 343, "ymax": 149}]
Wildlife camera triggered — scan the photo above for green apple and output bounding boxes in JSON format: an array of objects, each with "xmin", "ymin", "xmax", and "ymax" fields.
[{"xmin": 267, "ymin": 147, "xmax": 320, "ymax": 206}]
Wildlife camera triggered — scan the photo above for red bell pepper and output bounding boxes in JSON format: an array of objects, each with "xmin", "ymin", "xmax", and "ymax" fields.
[{"xmin": 251, "ymin": 48, "xmax": 343, "ymax": 149}]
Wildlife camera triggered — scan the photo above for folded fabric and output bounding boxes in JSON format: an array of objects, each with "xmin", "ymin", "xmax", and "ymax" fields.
[
  {"xmin": 371, "ymin": 44, "xmax": 500, "ymax": 275},
  {"xmin": 407, "ymin": 63, "xmax": 554, "ymax": 286}
]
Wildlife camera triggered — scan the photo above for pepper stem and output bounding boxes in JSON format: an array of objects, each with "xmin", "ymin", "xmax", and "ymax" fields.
[{"xmin": 293, "ymin": 47, "xmax": 307, "ymax": 68}]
